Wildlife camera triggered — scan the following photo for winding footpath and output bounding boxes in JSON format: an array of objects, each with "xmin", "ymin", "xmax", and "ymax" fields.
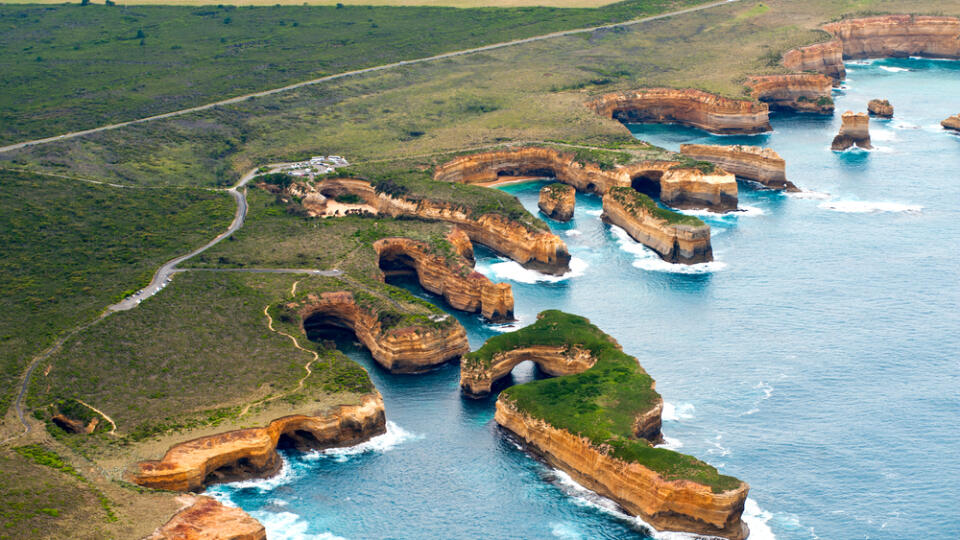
[{"xmin": 0, "ymin": 0, "xmax": 739, "ymax": 155}]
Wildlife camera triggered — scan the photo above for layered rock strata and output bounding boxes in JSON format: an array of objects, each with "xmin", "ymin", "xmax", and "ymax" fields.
[
  {"xmin": 373, "ymin": 234, "xmax": 514, "ymax": 322},
  {"xmin": 297, "ymin": 291, "xmax": 469, "ymax": 373},
  {"xmin": 496, "ymin": 401, "xmax": 749, "ymax": 540},
  {"xmin": 832, "ymin": 111, "xmax": 872, "ymax": 151},
  {"xmin": 130, "ymin": 393, "xmax": 386, "ymax": 491},
  {"xmin": 589, "ymin": 88, "xmax": 771, "ymax": 134},
  {"xmin": 782, "ymin": 39, "xmax": 846, "ymax": 81},
  {"xmin": 823, "ymin": 15, "xmax": 960, "ymax": 60},
  {"xmin": 941, "ymin": 114, "xmax": 960, "ymax": 131},
  {"xmin": 538, "ymin": 183, "xmax": 576, "ymax": 221},
  {"xmin": 680, "ymin": 144, "xmax": 798, "ymax": 191},
  {"xmin": 746, "ymin": 74, "xmax": 834, "ymax": 113},
  {"xmin": 434, "ymin": 147, "xmax": 737, "ymax": 212},
  {"xmin": 868, "ymin": 99, "xmax": 894, "ymax": 118},
  {"xmin": 602, "ymin": 187, "xmax": 712, "ymax": 265},
  {"xmin": 147, "ymin": 495, "xmax": 266, "ymax": 540},
  {"xmin": 460, "ymin": 345, "xmax": 596, "ymax": 398}
]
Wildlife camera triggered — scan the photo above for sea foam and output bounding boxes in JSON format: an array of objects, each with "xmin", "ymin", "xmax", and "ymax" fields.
[
  {"xmin": 662, "ymin": 402, "xmax": 695, "ymax": 422},
  {"xmin": 481, "ymin": 257, "xmax": 588, "ymax": 284},
  {"xmin": 251, "ymin": 510, "xmax": 348, "ymax": 540},
  {"xmin": 304, "ymin": 421, "xmax": 420, "ymax": 463},
  {"xmin": 818, "ymin": 201, "xmax": 923, "ymax": 214},
  {"xmin": 610, "ymin": 226, "xmax": 726, "ymax": 274}
]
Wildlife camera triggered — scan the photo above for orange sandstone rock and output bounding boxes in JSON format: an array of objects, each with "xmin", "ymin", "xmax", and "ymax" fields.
[
  {"xmin": 940, "ymin": 114, "xmax": 960, "ymax": 132},
  {"xmin": 868, "ymin": 99, "xmax": 894, "ymax": 118},
  {"xmin": 538, "ymin": 183, "xmax": 576, "ymax": 222},
  {"xmin": 147, "ymin": 495, "xmax": 266, "ymax": 540},
  {"xmin": 832, "ymin": 111, "xmax": 872, "ymax": 151},
  {"xmin": 130, "ymin": 394, "xmax": 386, "ymax": 492},
  {"xmin": 782, "ymin": 39, "xmax": 846, "ymax": 81},
  {"xmin": 460, "ymin": 344, "xmax": 596, "ymax": 398},
  {"xmin": 601, "ymin": 190, "xmax": 712, "ymax": 265},
  {"xmin": 823, "ymin": 15, "xmax": 960, "ymax": 60},
  {"xmin": 680, "ymin": 144, "xmax": 798, "ymax": 191},
  {"xmin": 746, "ymin": 74, "xmax": 834, "ymax": 113},
  {"xmin": 589, "ymin": 88, "xmax": 771, "ymax": 135}
]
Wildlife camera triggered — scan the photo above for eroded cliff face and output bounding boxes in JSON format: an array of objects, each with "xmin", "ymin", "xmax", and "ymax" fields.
[
  {"xmin": 832, "ymin": 111, "xmax": 872, "ymax": 151},
  {"xmin": 495, "ymin": 400, "xmax": 749, "ymax": 540},
  {"xmin": 782, "ymin": 40, "xmax": 846, "ymax": 81},
  {"xmin": 147, "ymin": 495, "xmax": 266, "ymax": 540},
  {"xmin": 680, "ymin": 144, "xmax": 798, "ymax": 191},
  {"xmin": 434, "ymin": 147, "xmax": 738, "ymax": 213},
  {"xmin": 538, "ymin": 183, "xmax": 576, "ymax": 222},
  {"xmin": 460, "ymin": 345, "xmax": 596, "ymax": 398},
  {"xmin": 601, "ymin": 192, "xmax": 712, "ymax": 265},
  {"xmin": 130, "ymin": 394, "xmax": 386, "ymax": 492},
  {"xmin": 589, "ymin": 88, "xmax": 771, "ymax": 135},
  {"xmin": 746, "ymin": 74, "xmax": 834, "ymax": 113},
  {"xmin": 297, "ymin": 291, "xmax": 469, "ymax": 373},
  {"xmin": 868, "ymin": 99, "xmax": 894, "ymax": 118},
  {"xmin": 374, "ymin": 235, "xmax": 514, "ymax": 322},
  {"xmin": 823, "ymin": 15, "xmax": 960, "ymax": 60},
  {"xmin": 941, "ymin": 114, "xmax": 960, "ymax": 131}
]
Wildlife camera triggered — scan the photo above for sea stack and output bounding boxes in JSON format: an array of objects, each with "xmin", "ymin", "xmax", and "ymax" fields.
[
  {"xmin": 868, "ymin": 99, "xmax": 894, "ymax": 118},
  {"xmin": 538, "ymin": 183, "xmax": 576, "ymax": 222},
  {"xmin": 832, "ymin": 111, "xmax": 872, "ymax": 151},
  {"xmin": 942, "ymin": 114, "xmax": 960, "ymax": 131},
  {"xmin": 680, "ymin": 144, "xmax": 798, "ymax": 191}
]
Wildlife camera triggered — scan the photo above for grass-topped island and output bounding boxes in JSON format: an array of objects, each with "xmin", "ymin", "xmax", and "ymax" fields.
[{"xmin": 462, "ymin": 310, "xmax": 748, "ymax": 540}]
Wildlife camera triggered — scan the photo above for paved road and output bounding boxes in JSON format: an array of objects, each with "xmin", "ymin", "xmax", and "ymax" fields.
[
  {"xmin": 0, "ymin": 0, "xmax": 739, "ymax": 155},
  {"xmin": 182, "ymin": 268, "xmax": 343, "ymax": 276}
]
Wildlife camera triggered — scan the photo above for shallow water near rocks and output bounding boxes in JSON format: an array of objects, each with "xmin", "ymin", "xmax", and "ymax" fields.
[{"xmin": 209, "ymin": 58, "xmax": 960, "ymax": 539}]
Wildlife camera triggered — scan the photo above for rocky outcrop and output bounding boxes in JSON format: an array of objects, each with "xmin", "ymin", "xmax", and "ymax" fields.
[
  {"xmin": 460, "ymin": 345, "xmax": 596, "ymax": 398},
  {"xmin": 538, "ymin": 183, "xmax": 575, "ymax": 221},
  {"xmin": 435, "ymin": 147, "xmax": 738, "ymax": 213},
  {"xmin": 680, "ymin": 144, "xmax": 798, "ymax": 191},
  {"xmin": 832, "ymin": 111, "xmax": 872, "ymax": 151},
  {"xmin": 941, "ymin": 114, "xmax": 960, "ymax": 131},
  {"xmin": 374, "ymin": 234, "xmax": 514, "ymax": 322},
  {"xmin": 746, "ymin": 74, "xmax": 834, "ymax": 113},
  {"xmin": 130, "ymin": 394, "xmax": 386, "ymax": 491},
  {"xmin": 782, "ymin": 39, "xmax": 846, "ymax": 81},
  {"xmin": 51, "ymin": 413, "xmax": 99, "ymax": 434},
  {"xmin": 298, "ymin": 291, "xmax": 469, "ymax": 373},
  {"xmin": 823, "ymin": 15, "xmax": 960, "ymax": 60},
  {"xmin": 496, "ymin": 400, "xmax": 749, "ymax": 540},
  {"xmin": 147, "ymin": 495, "xmax": 266, "ymax": 540},
  {"xmin": 589, "ymin": 88, "xmax": 771, "ymax": 134},
  {"xmin": 868, "ymin": 99, "xmax": 894, "ymax": 118},
  {"xmin": 602, "ymin": 187, "xmax": 712, "ymax": 265}
]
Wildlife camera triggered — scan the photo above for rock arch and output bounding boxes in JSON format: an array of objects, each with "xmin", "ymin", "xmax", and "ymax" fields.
[
  {"xmin": 460, "ymin": 344, "xmax": 597, "ymax": 398},
  {"xmin": 630, "ymin": 170, "xmax": 663, "ymax": 199}
]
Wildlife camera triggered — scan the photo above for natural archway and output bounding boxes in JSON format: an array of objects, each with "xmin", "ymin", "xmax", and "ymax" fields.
[{"xmin": 631, "ymin": 171, "xmax": 663, "ymax": 199}]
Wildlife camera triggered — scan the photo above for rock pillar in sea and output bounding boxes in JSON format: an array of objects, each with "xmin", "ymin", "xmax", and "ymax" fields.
[{"xmin": 832, "ymin": 111, "xmax": 873, "ymax": 151}]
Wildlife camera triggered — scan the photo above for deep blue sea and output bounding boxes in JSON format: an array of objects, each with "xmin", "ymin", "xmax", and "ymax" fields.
[{"xmin": 209, "ymin": 58, "xmax": 960, "ymax": 539}]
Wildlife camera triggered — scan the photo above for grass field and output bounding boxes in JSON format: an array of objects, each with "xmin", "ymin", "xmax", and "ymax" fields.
[
  {"xmin": 1, "ymin": 0, "xmax": 624, "ymax": 6},
  {"xmin": 0, "ymin": 169, "xmax": 234, "ymax": 420},
  {"xmin": 0, "ymin": 0, "xmax": 712, "ymax": 145}
]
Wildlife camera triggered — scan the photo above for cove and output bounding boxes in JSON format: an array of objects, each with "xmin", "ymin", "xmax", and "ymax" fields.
[{"xmin": 208, "ymin": 58, "xmax": 960, "ymax": 540}]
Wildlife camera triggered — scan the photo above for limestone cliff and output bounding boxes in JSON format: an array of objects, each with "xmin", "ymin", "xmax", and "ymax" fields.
[
  {"xmin": 538, "ymin": 183, "xmax": 576, "ymax": 222},
  {"xmin": 941, "ymin": 114, "xmax": 960, "ymax": 131},
  {"xmin": 602, "ymin": 187, "xmax": 712, "ymax": 265},
  {"xmin": 868, "ymin": 99, "xmax": 894, "ymax": 118},
  {"xmin": 680, "ymin": 144, "xmax": 798, "ymax": 191},
  {"xmin": 460, "ymin": 344, "xmax": 596, "ymax": 398},
  {"xmin": 589, "ymin": 88, "xmax": 771, "ymax": 134},
  {"xmin": 496, "ymin": 400, "xmax": 749, "ymax": 540},
  {"xmin": 434, "ymin": 147, "xmax": 738, "ymax": 213},
  {"xmin": 832, "ymin": 111, "xmax": 872, "ymax": 151},
  {"xmin": 297, "ymin": 291, "xmax": 469, "ymax": 373},
  {"xmin": 147, "ymin": 495, "xmax": 266, "ymax": 540},
  {"xmin": 746, "ymin": 74, "xmax": 834, "ymax": 113},
  {"xmin": 373, "ymin": 235, "xmax": 514, "ymax": 322},
  {"xmin": 823, "ymin": 15, "xmax": 960, "ymax": 60},
  {"xmin": 782, "ymin": 39, "xmax": 846, "ymax": 81},
  {"xmin": 130, "ymin": 394, "xmax": 386, "ymax": 491}
]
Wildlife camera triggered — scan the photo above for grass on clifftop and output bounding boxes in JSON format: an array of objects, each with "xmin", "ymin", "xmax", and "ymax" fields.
[
  {"xmin": 479, "ymin": 310, "xmax": 740, "ymax": 492},
  {"xmin": 607, "ymin": 186, "xmax": 704, "ymax": 227}
]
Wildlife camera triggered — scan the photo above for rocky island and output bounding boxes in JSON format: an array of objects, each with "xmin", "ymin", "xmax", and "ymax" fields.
[
  {"xmin": 462, "ymin": 311, "xmax": 748, "ymax": 539},
  {"xmin": 868, "ymin": 99, "xmax": 894, "ymax": 118},
  {"xmin": 680, "ymin": 144, "xmax": 798, "ymax": 191},
  {"xmin": 746, "ymin": 74, "xmax": 835, "ymax": 113},
  {"xmin": 942, "ymin": 114, "xmax": 960, "ymax": 131},
  {"xmin": 147, "ymin": 495, "xmax": 266, "ymax": 540},
  {"xmin": 538, "ymin": 183, "xmax": 575, "ymax": 222},
  {"xmin": 832, "ymin": 111, "xmax": 873, "ymax": 151}
]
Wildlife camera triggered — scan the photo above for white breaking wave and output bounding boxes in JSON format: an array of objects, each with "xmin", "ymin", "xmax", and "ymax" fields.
[
  {"xmin": 550, "ymin": 522, "xmax": 584, "ymax": 539},
  {"xmin": 656, "ymin": 436, "xmax": 684, "ymax": 451},
  {"xmin": 251, "ymin": 510, "xmax": 348, "ymax": 540},
  {"xmin": 742, "ymin": 499, "xmax": 776, "ymax": 540},
  {"xmin": 892, "ymin": 120, "xmax": 920, "ymax": 130},
  {"xmin": 610, "ymin": 226, "xmax": 727, "ymax": 274},
  {"xmin": 482, "ymin": 257, "xmax": 588, "ymax": 284},
  {"xmin": 879, "ymin": 66, "xmax": 910, "ymax": 72},
  {"xmin": 870, "ymin": 129, "xmax": 897, "ymax": 142},
  {"xmin": 662, "ymin": 402, "xmax": 695, "ymax": 422},
  {"xmin": 786, "ymin": 190, "xmax": 830, "ymax": 200},
  {"xmin": 304, "ymin": 421, "xmax": 420, "ymax": 463},
  {"xmin": 676, "ymin": 205, "xmax": 765, "ymax": 219},
  {"xmin": 818, "ymin": 201, "xmax": 923, "ymax": 214},
  {"xmin": 212, "ymin": 457, "xmax": 300, "ymax": 492},
  {"xmin": 565, "ymin": 229, "xmax": 583, "ymax": 237},
  {"xmin": 584, "ymin": 209, "xmax": 603, "ymax": 217}
]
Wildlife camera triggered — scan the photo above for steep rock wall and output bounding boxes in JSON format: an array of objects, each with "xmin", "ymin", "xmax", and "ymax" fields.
[
  {"xmin": 832, "ymin": 111, "xmax": 872, "ymax": 151},
  {"xmin": 538, "ymin": 183, "xmax": 576, "ymax": 222},
  {"xmin": 658, "ymin": 167, "xmax": 737, "ymax": 213},
  {"xmin": 147, "ymin": 495, "xmax": 266, "ymax": 540},
  {"xmin": 782, "ymin": 39, "xmax": 846, "ymax": 81},
  {"xmin": 460, "ymin": 345, "xmax": 596, "ymax": 398},
  {"xmin": 602, "ymin": 192, "xmax": 712, "ymax": 265},
  {"xmin": 868, "ymin": 99, "xmax": 894, "ymax": 118},
  {"xmin": 680, "ymin": 144, "xmax": 797, "ymax": 191},
  {"xmin": 130, "ymin": 394, "xmax": 386, "ymax": 492},
  {"xmin": 746, "ymin": 74, "xmax": 834, "ymax": 113},
  {"xmin": 496, "ymin": 400, "xmax": 749, "ymax": 540},
  {"xmin": 942, "ymin": 114, "xmax": 960, "ymax": 131},
  {"xmin": 823, "ymin": 15, "xmax": 960, "ymax": 60},
  {"xmin": 589, "ymin": 88, "xmax": 771, "ymax": 135}
]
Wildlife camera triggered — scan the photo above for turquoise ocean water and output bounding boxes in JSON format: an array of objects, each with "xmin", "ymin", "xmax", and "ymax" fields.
[{"xmin": 209, "ymin": 58, "xmax": 960, "ymax": 539}]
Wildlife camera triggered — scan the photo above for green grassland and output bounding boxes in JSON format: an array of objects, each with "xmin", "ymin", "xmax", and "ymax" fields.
[
  {"xmin": 0, "ymin": 0, "xmax": 712, "ymax": 144},
  {"xmin": 0, "ymin": 169, "xmax": 234, "ymax": 418},
  {"xmin": 468, "ymin": 310, "xmax": 740, "ymax": 492}
]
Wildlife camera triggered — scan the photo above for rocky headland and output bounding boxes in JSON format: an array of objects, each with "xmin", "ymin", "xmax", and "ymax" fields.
[
  {"xmin": 832, "ymin": 111, "xmax": 872, "ymax": 151},
  {"xmin": 941, "ymin": 114, "xmax": 960, "ymax": 131},
  {"xmin": 868, "ymin": 99, "xmax": 894, "ymax": 118},
  {"xmin": 538, "ymin": 183, "xmax": 575, "ymax": 222},
  {"xmin": 130, "ymin": 393, "xmax": 386, "ymax": 491},
  {"xmin": 602, "ymin": 186, "xmax": 712, "ymax": 265},
  {"xmin": 588, "ymin": 88, "xmax": 771, "ymax": 134},
  {"xmin": 465, "ymin": 311, "xmax": 748, "ymax": 539},
  {"xmin": 746, "ymin": 74, "xmax": 834, "ymax": 113},
  {"xmin": 782, "ymin": 39, "xmax": 846, "ymax": 81},
  {"xmin": 147, "ymin": 495, "xmax": 266, "ymax": 540},
  {"xmin": 680, "ymin": 144, "xmax": 798, "ymax": 191}
]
